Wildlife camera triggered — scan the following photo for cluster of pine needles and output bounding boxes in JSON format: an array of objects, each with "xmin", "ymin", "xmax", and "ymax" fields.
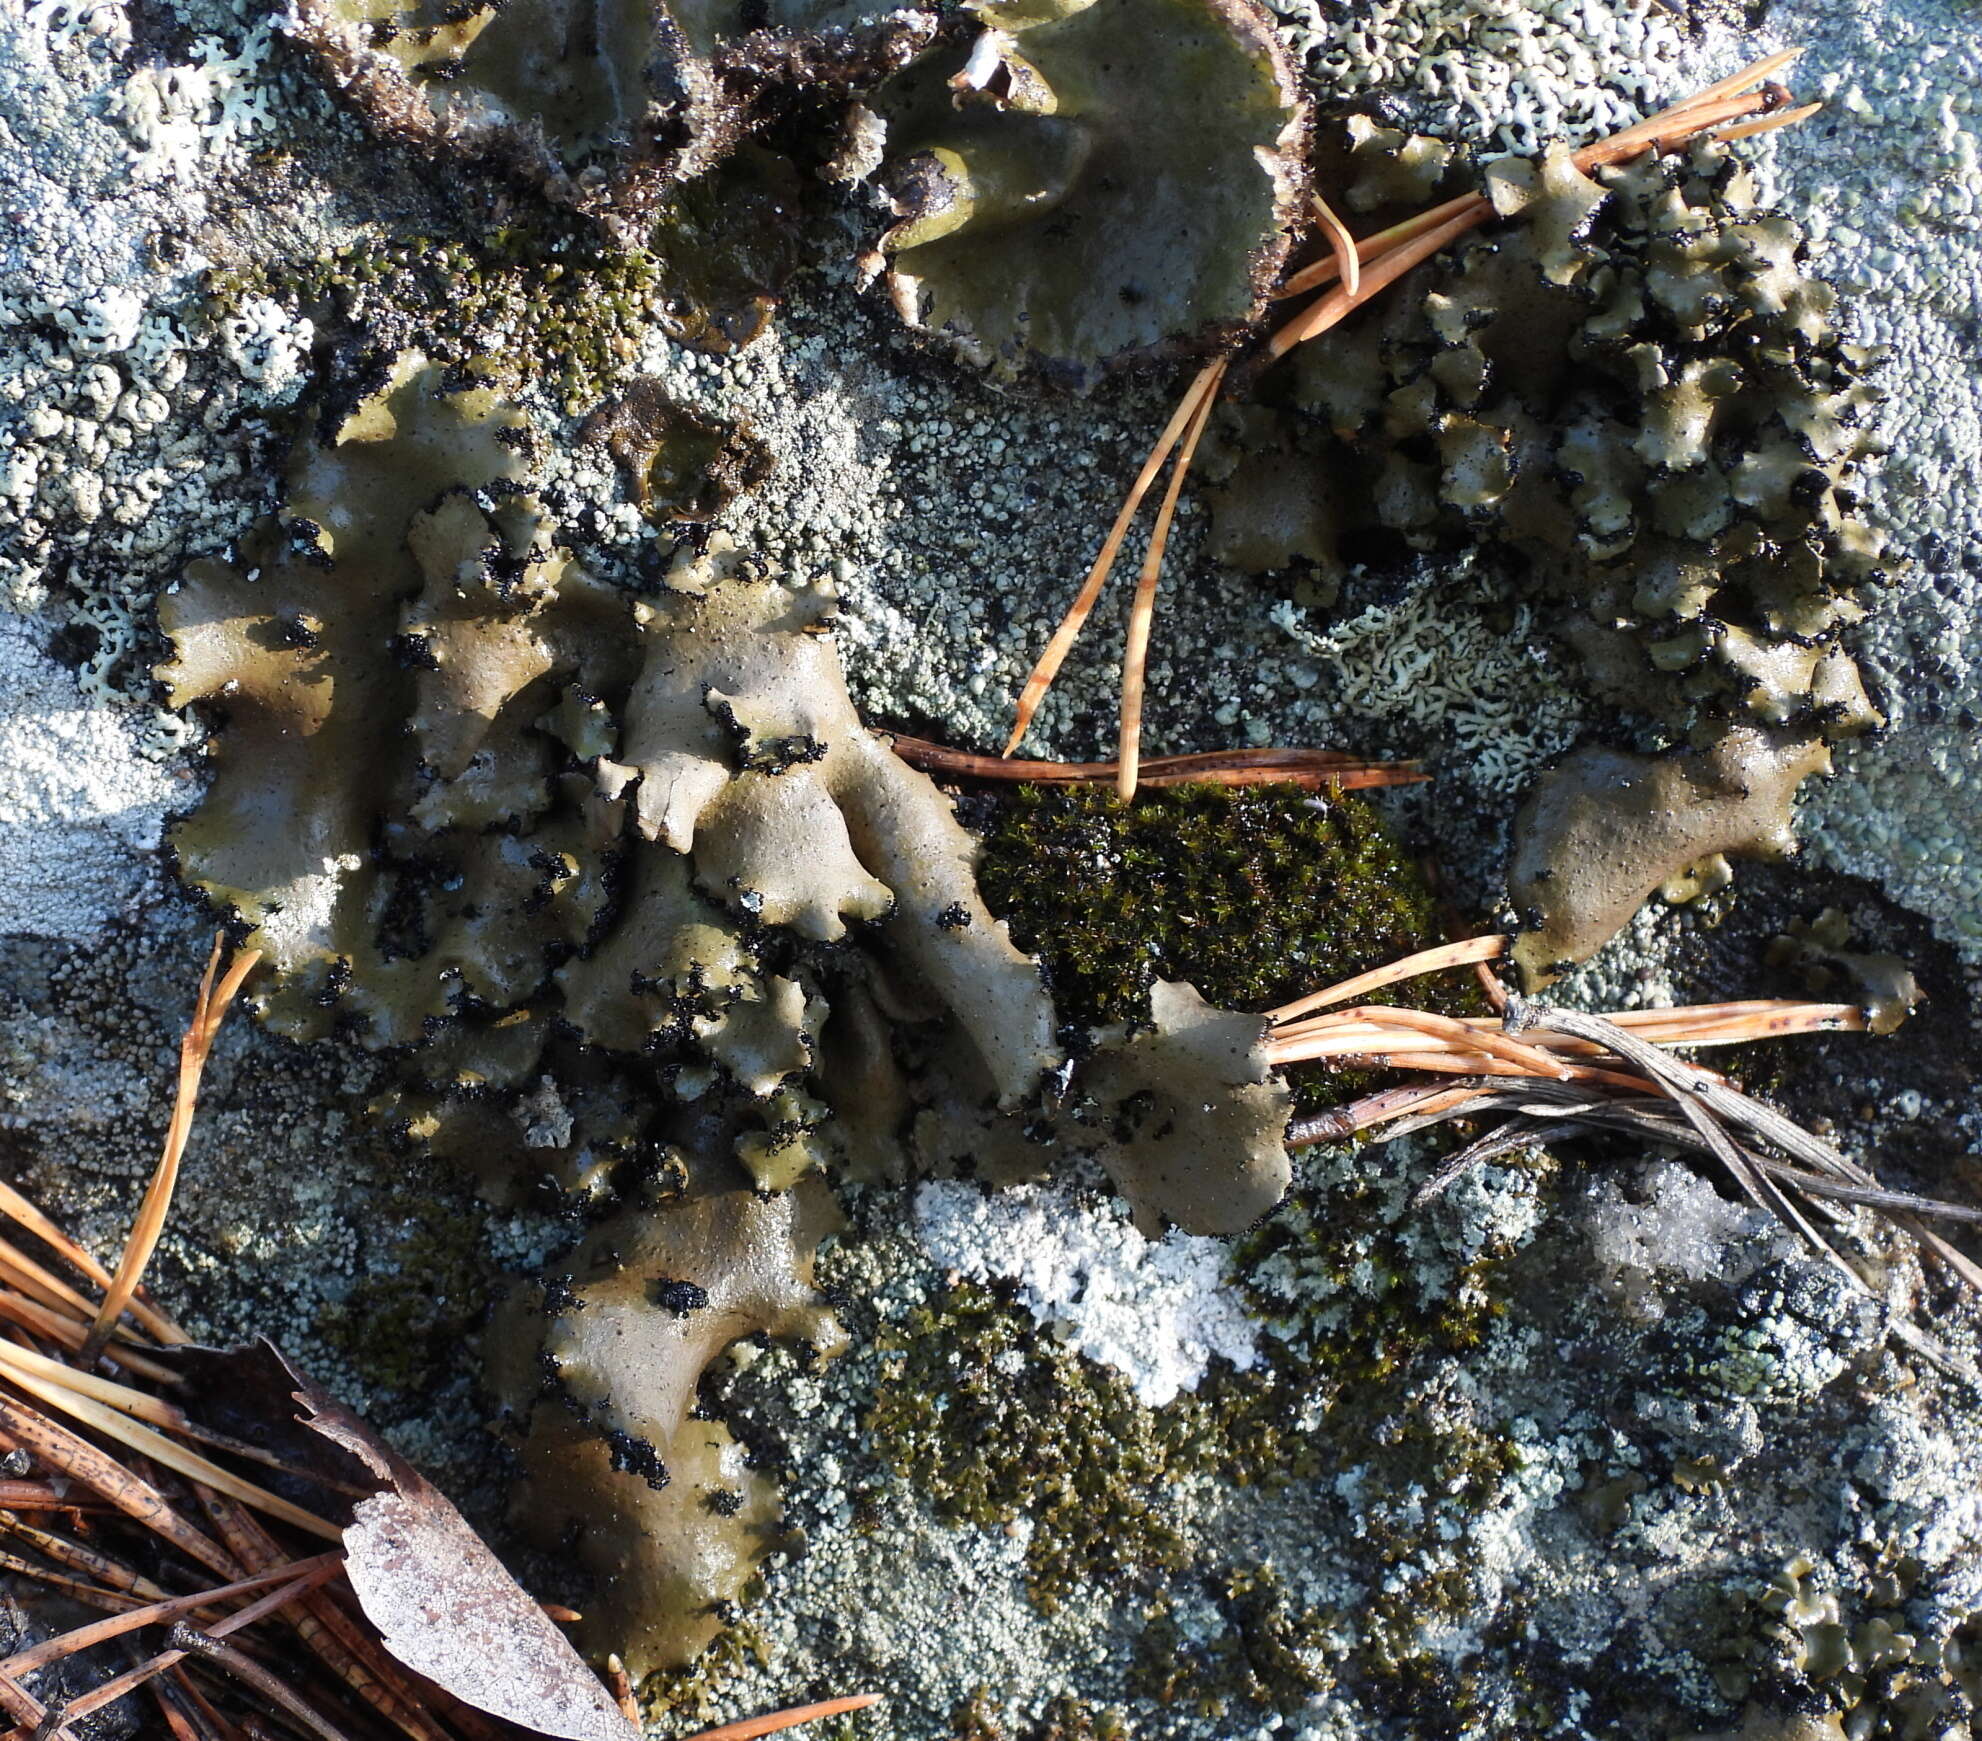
[
  {"xmin": 1001, "ymin": 48, "xmax": 1823, "ymax": 796},
  {"xmin": 0, "ymin": 940, "xmax": 874, "ymax": 1741},
  {"xmin": 0, "ymin": 940, "xmax": 1974, "ymax": 1732},
  {"xmin": 1271, "ymin": 935, "xmax": 1982, "ymax": 1378}
]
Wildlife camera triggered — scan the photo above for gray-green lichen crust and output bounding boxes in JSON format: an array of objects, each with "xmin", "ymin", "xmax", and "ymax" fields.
[
  {"xmin": 864, "ymin": 0, "xmax": 1308, "ymax": 384},
  {"xmin": 1223, "ymin": 133, "xmax": 1887, "ymax": 742},
  {"xmin": 158, "ymin": 358, "xmax": 1338, "ymax": 1668}
]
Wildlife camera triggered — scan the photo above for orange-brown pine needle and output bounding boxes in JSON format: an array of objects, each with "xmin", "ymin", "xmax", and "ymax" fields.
[
  {"xmin": 1268, "ymin": 202, "xmax": 1487, "ymax": 358},
  {"xmin": 0, "ymin": 1557, "xmax": 340, "ymax": 1683},
  {"xmin": 1266, "ymin": 935, "xmax": 1507, "ymax": 1026},
  {"xmin": 1713, "ymin": 100, "xmax": 1824, "ymax": 143},
  {"xmin": 1118, "ymin": 357, "xmax": 1227, "ymax": 798},
  {"xmin": 887, "ymin": 735, "xmax": 1425, "ymax": 791},
  {"xmin": 1311, "ymin": 190, "xmax": 1360, "ymax": 297},
  {"xmin": 1277, "ymin": 194, "xmax": 1478, "ymax": 300},
  {"xmin": 687, "ymin": 1693, "xmax": 884, "ymax": 1741},
  {"xmin": 86, "ymin": 941, "xmax": 258, "ymax": 1361},
  {"xmin": 1003, "ymin": 362, "xmax": 1224, "ymax": 756}
]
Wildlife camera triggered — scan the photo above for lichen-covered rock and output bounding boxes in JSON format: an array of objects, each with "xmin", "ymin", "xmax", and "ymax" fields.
[
  {"xmin": 1506, "ymin": 727, "xmax": 1832, "ymax": 987},
  {"xmin": 160, "ymin": 354, "xmax": 1059, "ymax": 1194},
  {"xmin": 159, "ymin": 358, "xmax": 1326, "ymax": 1235},
  {"xmin": 1764, "ymin": 908, "xmax": 1922, "ymax": 1038},
  {"xmin": 288, "ymin": 0, "xmax": 937, "ymax": 230},
  {"xmin": 492, "ymin": 1179, "xmax": 847, "ymax": 1676},
  {"xmin": 1212, "ymin": 135, "xmax": 1888, "ymax": 747},
  {"xmin": 862, "ymin": 0, "xmax": 1308, "ymax": 385},
  {"xmin": 581, "ymin": 377, "xmax": 772, "ymax": 523},
  {"xmin": 1071, "ymin": 980, "xmax": 1290, "ymax": 1236}
]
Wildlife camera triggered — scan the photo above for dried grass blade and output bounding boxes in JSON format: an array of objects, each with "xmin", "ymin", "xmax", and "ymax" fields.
[
  {"xmin": 86, "ymin": 944, "xmax": 258, "ymax": 1361},
  {"xmin": 1646, "ymin": 46, "xmax": 1802, "ymax": 120},
  {"xmin": 1714, "ymin": 100, "xmax": 1824, "ymax": 142},
  {"xmin": 0, "ymin": 1670, "xmax": 42, "ymax": 1731},
  {"xmin": 0, "ymin": 1507, "xmax": 170, "ymax": 1600},
  {"xmin": 1267, "ymin": 202, "xmax": 1488, "ymax": 359},
  {"xmin": 0, "ymin": 1291, "xmax": 178, "ymax": 1386},
  {"xmin": 165, "ymin": 1624, "xmax": 359, "ymax": 1741},
  {"xmin": 1311, "ymin": 190, "xmax": 1360, "ymax": 296},
  {"xmin": 1285, "ymin": 1082, "xmax": 1483, "ymax": 1147},
  {"xmin": 0, "ymin": 1557, "xmax": 339, "ymax": 1681},
  {"xmin": 1117, "ymin": 357, "xmax": 1227, "ymax": 798},
  {"xmin": 1321, "ymin": 1005, "xmax": 1576, "ymax": 1080},
  {"xmin": 0, "ymin": 1338, "xmax": 364, "ymax": 1499},
  {"xmin": 0, "ymin": 1550, "xmax": 142, "ymax": 1613},
  {"xmin": 1277, "ymin": 195, "xmax": 1479, "ymax": 299},
  {"xmin": 0, "ymin": 1236, "xmax": 106, "ymax": 1328},
  {"xmin": 885, "ymin": 735, "xmax": 1422, "ymax": 791},
  {"xmin": 1004, "ymin": 362, "xmax": 1223, "ymax": 757}
]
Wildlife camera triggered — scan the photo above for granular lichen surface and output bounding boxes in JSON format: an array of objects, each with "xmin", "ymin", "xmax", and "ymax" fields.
[{"xmin": 1, "ymin": 0, "xmax": 1981, "ymax": 1735}]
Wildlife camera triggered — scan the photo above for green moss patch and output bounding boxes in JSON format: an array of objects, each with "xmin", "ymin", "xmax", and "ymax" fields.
[{"xmin": 973, "ymin": 783, "xmax": 1453, "ymax": 1032}]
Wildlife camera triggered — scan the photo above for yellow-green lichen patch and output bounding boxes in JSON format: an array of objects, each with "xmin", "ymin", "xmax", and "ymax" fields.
[
  {"xmin": 866, "ymin": 1280, "xmax": 1237, "ymax": 1606},
  {"xmin": 1726, "ymin": 1550, "xmax": 1980, "ymax": 1739},
  {"xmin": 320, "ymin": 1165, "xmax": 495, "ymax": 1395},
  {"xmin": 865, "ymin": 0, "xmax": 1307, "ymax": 386}
]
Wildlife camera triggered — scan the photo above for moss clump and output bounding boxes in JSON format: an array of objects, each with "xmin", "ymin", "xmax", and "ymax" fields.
[
  {"xmin": 633, "ymin": 1616, "xmax": 771, "ymax": 1729},
  {"xmin": 867, "ymin": 1281, "xmax": 1200, "ymax": 1605},
  {"xmin": 320, "ymin": 1169, "xmax": 492, "ymax": 1395},
  {"xmin": 973, "ymin": 783, "xmax": 1453, "ymax": 1034},
  {"xmin": 950, "ymin": 1690, "xmax": 1130, "ymax": 1741},
  {"xmin": 1132, "ymin": 1566, "xmax": 1335, "ymax": 1715},
  {"xmin": 202, "ymin": 155, "xmax": 798, "ymax": 411}
]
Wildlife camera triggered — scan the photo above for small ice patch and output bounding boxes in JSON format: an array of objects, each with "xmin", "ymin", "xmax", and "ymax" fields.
[{"xmin": 912, "ymin": 1180, "xmax": 1258, "ymax": 1407}]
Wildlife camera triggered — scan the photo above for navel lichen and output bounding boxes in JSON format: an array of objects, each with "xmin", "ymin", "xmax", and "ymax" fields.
[
  {"xmin": 1206, "ymin": 127, "xmax": 1890, "ymax": 973},
  {"xmin": 1217, "ymin": 133, "xmax": 1886, "ymax": 751},
  {"xmin": 492, "ymin": 1179, "xmax": 846, "ymax": 1676},
  {"xmin": 861, "ymin": 0, "xmax": 1308, "ymax": 385},
  {"xmin": 1506, "ymin": 727, "xmax": 1832, "ymax": 987},
  {"xmin": 160, "ymin": 353, "xmax": 1061, "ymax": 1201}
]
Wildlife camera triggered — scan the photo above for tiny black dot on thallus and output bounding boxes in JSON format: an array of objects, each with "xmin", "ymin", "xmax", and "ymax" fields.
[{"xmin": 934, "ymin": 902, "xmax": 973, "ymax": 930}]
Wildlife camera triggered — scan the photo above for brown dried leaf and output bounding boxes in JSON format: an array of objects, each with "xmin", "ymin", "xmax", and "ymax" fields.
[{"xmin": 175, "ymin": 1341, "xmax": 640, "ymax": 1741}]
